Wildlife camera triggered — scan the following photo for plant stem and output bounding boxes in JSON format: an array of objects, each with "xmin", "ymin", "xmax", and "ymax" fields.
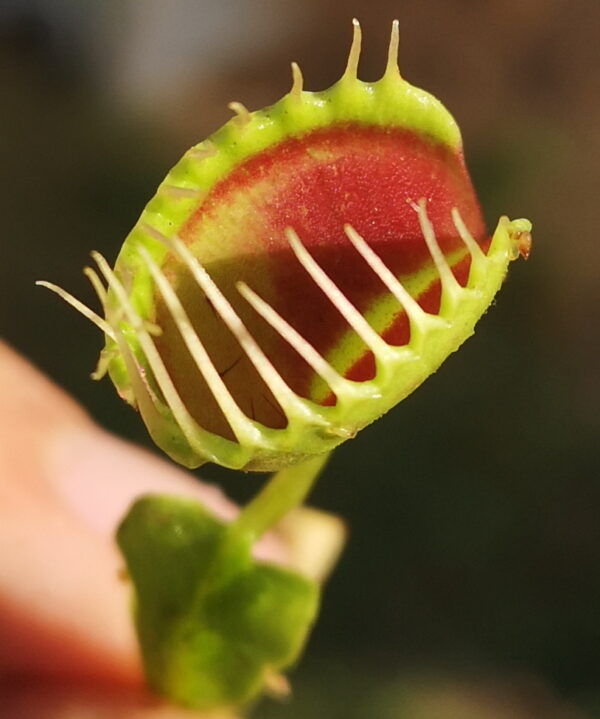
[{"xmin": 233, "ymin": 453, "xmax": 331, "ymax": 541}]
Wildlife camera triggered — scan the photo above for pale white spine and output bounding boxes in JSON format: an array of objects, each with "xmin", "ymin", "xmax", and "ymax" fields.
[
  {"xmin": 188, "ymin": 141, "xmax": 218, "ymax": 161},
  {"xmin": 136, "ymin": 245, "xmax": 261, "ymax": 445},
  {"xmin": 385, "ymin": 19, "xmax": 400, "ymax": 78},
  {"xmin": 343, "ymin": 223, "xmax": 448, "ymax": 342},
  {"xmin": 285, "ymin": 228, "xmax": 395, "ymax": 362},
  {"xmin": 35, "ymin": 280, "xmax": 116, "ymax": 340},
  {"xmin": 164, "ymin": 235, "xmax": 311, "ymax": 420},
  {"xmin": 344, "ymin": 18, "xmax": 362, "ymax": 80},
  {"xmin": 83, "ymin": 266, "xmax": 108, "ymax": 310},
  {"xmin": 412, "ymin": 199, "xmax": 463, "ymax": 305},
  {"xmin": 452, "ymin": 207, "xmax": 487, "ymax": 269},
  {"xmin": 91, "ymin": 251, "xmax": 212, "ymax": 455},
  {"xmin": 236, "ymin": 280, "xmax": 346, "ymax": 394},
  {"xmin": 290, "ymin": 62, "xmax": 304, "ymax": 101},
  {"xmin": 228, "ymin": 101, "xmax": 252, "ymax": 128}
]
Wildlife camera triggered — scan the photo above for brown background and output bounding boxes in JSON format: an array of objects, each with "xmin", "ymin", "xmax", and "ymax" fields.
[{"xmin": 1, "ymin": 1, "xmax": 599, "ymax": 717}]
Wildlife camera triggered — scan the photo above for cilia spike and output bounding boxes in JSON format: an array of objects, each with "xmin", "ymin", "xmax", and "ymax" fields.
[{"xmin": 38, "ymin": 20, "xmax": 531, "ymax": 471}]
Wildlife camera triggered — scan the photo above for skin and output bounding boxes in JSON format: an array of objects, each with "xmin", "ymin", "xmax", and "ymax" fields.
[{"xmin": 0, "ymin": 341, "xmax": 320, "ymax": 718}]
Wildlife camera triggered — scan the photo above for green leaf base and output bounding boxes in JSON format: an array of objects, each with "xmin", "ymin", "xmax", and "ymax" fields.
[{"xmin": 117, "ymin": 495, "xmax": 319, "ymax": 710}]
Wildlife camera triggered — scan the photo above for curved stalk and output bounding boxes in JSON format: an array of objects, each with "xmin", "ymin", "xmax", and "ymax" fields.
[{"xmin": 233, "ymin": 453, "xmax": 331, "ymax": 541}]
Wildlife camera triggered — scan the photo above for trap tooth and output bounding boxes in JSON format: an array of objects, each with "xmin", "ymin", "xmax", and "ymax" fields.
[{"xmin": 38, "ymin": 20, "xmax": 531, "ymax": 471}]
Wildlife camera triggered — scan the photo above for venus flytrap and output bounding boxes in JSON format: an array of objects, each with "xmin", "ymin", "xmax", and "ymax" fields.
[{"xmin": 38, "ymin": 20, "xmax": 531, "ymax": 712}]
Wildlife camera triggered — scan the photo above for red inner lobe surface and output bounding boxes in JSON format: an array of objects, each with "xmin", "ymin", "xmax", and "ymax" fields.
[{"xmin": 172, "ymin": 125, "xmax": 485, "ymax": 432}]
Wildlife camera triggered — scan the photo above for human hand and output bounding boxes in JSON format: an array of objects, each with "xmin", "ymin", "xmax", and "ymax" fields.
[{"xmin": 0, "ymin": 342, "xmax": 342, "ymax": 717}]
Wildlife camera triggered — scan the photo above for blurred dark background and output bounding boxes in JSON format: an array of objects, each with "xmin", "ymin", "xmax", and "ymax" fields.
[{"xmin": 1, "ymin": 1, "xmax": 599, "ymax": 717}]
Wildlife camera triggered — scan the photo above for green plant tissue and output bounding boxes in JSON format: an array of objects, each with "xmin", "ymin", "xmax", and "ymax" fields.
[{"xmin": 116, "ymin": 495, "xmax": 319, "ymax": 710}]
